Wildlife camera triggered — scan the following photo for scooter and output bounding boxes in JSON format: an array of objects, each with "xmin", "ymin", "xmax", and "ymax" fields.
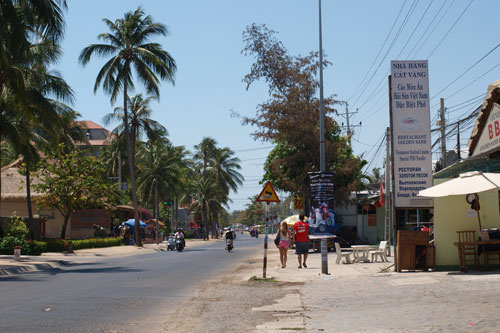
[
  {"xmin": 167, "ymin": 236, "xmax": 175, "ymax": 251},
  {"xmin": 226, "ymin": 239, "xmax": 233, "ymax": 252},
  {"xmin": 175, "ymin": 238, "xmax": 184, "ymax": 252}
]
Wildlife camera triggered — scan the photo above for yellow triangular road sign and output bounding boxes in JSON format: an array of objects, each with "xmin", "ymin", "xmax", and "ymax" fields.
[{"xmin": 256, "ymin": 181, "xmax": 280, "ymax": 203}]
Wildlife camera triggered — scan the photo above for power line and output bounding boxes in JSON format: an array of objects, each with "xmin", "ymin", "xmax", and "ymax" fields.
[
  {"xmin": 406, "ymin": 0, "xmax": 449, "ymax": 58},
  {"xmin": 427, "ymin": 0, "xmax": 474, "ymax": 59},
  {"xmin": 350, "ymin": 0, "xmax": 419, "ymax": 109},
  {"xmin": 410, "ymin": 0, "xmax": 455, "ymax": 57},
  {"xmin": 347, "ymin": 0, "xmax": 408, "ymax": 102},
  {"xmin": 431, "ymin": 42, "xmax": 500, "ymax": 100}
]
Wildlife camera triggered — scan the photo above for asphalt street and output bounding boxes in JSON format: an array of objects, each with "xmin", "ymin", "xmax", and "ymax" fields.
[{"xmin": 0, "ymin": 233, "xmax": 262, "ymax": 332}]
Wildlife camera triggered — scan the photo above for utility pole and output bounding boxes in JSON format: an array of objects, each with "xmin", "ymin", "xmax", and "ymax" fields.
[
  {"xmin": 384, "ymin": 127, "xmax": 391, "ymax": 256},
  {"xmin": 318, "ymin": 0, "xmax": 325, "ymax": 172},
  {"xmin": 440, "ymin": 98, "xmax": 447, "ymax": 168},
  {"xmin": 346, "ymin": 103, "xmax": 351, "ymax": 145},
  {"xmin": 457, "ymin": 122, "xmax": 461, "ymax": 160},
  {"xmin": 154, "ymin": 177, "xmax": 159, "ymax": 245}
]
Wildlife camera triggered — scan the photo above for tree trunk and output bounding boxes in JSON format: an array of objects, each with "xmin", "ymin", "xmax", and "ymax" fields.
[
  {"xmin": 25, "ymin": 163, "xmax": 35, "ymax": 240},
  {"xmin": 0, "ymin": 133, "xmax": 3, "ymax": 217},
  {"xmin": 60, "ymin": 214, "xmax": 70, "ymax": 239},
  {"xmin": 122, "ymin": 66, "xmax": 142, "ymax": 247}
]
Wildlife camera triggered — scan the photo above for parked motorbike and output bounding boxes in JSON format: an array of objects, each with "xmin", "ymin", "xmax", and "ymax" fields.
[
  {"xmin": 175, "ymin": 238, "xmax": 184, "ymax": 252},
  {"xmin": 226, "ymin": 239, "xmax": 233, "ymax": 252},
  {"xmin": 167, "ymin": 236, "xmax": 175, "ymax": 251}
]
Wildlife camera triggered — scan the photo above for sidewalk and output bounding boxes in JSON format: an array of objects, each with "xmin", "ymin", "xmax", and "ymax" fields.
[
  {"xmin": 247, "ymin": 240, "xmax": 500, "ymax": 332},
  {"xmin": 0, "ymin": 237, "xmax": 220, "ymax": 276}
]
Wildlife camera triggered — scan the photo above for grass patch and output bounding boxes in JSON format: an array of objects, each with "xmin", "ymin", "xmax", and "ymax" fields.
[{"xmin": 249, "ymin": 275, "xmax": 278, "ymax": 282}]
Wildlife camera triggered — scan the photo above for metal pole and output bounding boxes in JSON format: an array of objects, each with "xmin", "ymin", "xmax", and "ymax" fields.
[
  {"xmin": 385, "ymin": 127, "xmax": 392, "ymax": 257},
  {"xmin": 318, "ymin": 0, "xmax": 326, "ymax": 172},
  {"xmin": 154, "ymin": 178, "xmax": 159, "ymax": 245},
  {"xmin": 440, "ymin": 98, "xmax": 447, "ymax": 168},
  {"xmin": 263, "ymin": 203, "xmax": 269, "ymax": 278},
  {"xmin": 321, "ymin": 238, "xmax": 329, "ymax": 274},
  {"xmin": 389, "ymin": 75, "xmax": 398, "ymax": 271}
]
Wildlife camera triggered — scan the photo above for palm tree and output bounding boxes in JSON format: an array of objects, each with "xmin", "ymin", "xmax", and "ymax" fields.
[
  {"xmin": 1, "ymin": 1, "xmax": 69, "ymax": 216},
  {"xmin": 103, "ymin": 93, "xmax": 167, "ymax": 168},
  {"xmin": 136, "ymin": 138, "xmax": 188, "ymax": 234},
  {"xmin": 193, "ymin": 137, "xmax": 218, "ymax": 175},
  {"xmin": 79, "ymin": 7, "xmax": 176, "ymax": 245}
]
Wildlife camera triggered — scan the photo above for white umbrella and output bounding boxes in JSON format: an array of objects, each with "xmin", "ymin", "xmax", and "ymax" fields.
[{"xmin": 418, "ymin": 171, "xmax": 500, "ymax": 230}]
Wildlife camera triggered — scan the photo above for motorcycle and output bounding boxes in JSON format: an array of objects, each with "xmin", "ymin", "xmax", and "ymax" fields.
[
  {"xmin": 167, "ymin": 236, "xmax": 175, "ymax": 251},
  {"xmin": 226, "ymin": 239, "xmax": 233, "ymax": 252},
  {"xmin": 175, "ymin": 238, "xmax": 184, "ymax": 252}
]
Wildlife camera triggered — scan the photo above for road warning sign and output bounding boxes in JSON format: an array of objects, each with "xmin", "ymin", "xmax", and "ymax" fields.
[
  {"xmin": 293, "ymin": 196, "xmax": 303, "ymax": 210},
  {"xmin": 256, "ymin": 181, "xmax": 280, "ymax": 203}
]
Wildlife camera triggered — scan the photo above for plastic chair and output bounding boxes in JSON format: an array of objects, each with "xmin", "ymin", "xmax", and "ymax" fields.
[
  {"xmin": 457, "ymin": 230, "xmax": 480, "ymax": 271},
  {"xmin": 369, "ymin": 241, "xmax": 388, "ymax": 262},
  {"xmin": 334, "ymin": 242, "xmax": 352, "ymax": 264}
]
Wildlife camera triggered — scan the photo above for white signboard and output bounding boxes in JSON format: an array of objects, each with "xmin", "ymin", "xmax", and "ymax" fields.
[
  {"xmin": 471, "ymin": 103, "xmax": 500, "ymax": 157},
  {"xmin": 391, "ymin": 60, "xmax": 433, "ymax": 207}
]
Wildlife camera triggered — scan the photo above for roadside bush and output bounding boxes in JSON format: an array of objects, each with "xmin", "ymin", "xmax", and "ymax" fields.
[
  {"xmin": 2, "ymin": 213, "xmax": 29, "ymax": 239},
  {"xmin": 25, "ymin": 240, "xmax": 45, "ymax": 255},
  {"xmin": 0, "ymin": 236, "xmax": 26, "ymax": 255},
  {"xmin": 183, "ymin": 230, "xmax": 194, "ymax": 239},
  {"xmin": 71, "ymin": 238, "xmax": 122, "ymax": 250},
  {"xmin": 44, "ymin": 239, "xmax": 67, "ymax": 252}
]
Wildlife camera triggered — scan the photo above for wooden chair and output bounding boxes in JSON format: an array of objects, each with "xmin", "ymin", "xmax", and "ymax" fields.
[
  {"xmin": 456, "ymin": 230, "xmax": 480, "ymax": 272},
  {"xmin": 369, "ymin": 241, "xmax": 388, "ymax": 262},
  {"xmin": 334, "ymin": 242, "xmax": 352, "ymax": 264},
  {"xmin": 482, "ymin": 231, "xmax": 500, "ymax": 265}
]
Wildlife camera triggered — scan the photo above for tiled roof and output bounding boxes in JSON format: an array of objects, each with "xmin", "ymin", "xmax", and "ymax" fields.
[{"xmin": 74, "ymin": 120, "xmax": 108, "ymax": 130}]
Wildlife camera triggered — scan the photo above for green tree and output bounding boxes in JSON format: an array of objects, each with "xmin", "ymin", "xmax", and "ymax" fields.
[
  {"xmin": 33, "ymin": 146, "xmax": 119, "ymax": 239},
  {"xmin": 79, "ymin": 7, "xmax": 176, "ymax": 245},
  {"xmin": 103, "ymin": 93, "xmax": 167, "ymax": 168},
  {"xmin": 241, "ymin": 24, "xmax": 366, "ymax": 207}
]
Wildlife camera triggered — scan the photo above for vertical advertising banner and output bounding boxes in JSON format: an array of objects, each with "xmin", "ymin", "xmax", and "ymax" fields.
[
  {"xmin": 391, "ymin": 60, "xmax": 433, "ymax": 208},
  {"xmin": 308, "ymin": 171, "xmax": 339, "ymax": 234}
]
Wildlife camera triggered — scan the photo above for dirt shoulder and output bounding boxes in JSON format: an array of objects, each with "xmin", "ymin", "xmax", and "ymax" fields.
[{"xmin": 165, "ymin": 242, "xmax": 307, "ymax": 333}]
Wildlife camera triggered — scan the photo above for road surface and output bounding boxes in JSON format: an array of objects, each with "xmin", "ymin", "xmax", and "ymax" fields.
[{"xmin": 0, "ymin": 233, "xmax": 261, "ymax": 332}]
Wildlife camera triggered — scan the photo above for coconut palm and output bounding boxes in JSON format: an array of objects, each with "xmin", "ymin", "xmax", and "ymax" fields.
[
  {"xmin": 103, "ymin": 93, "xmax": 167, "ymax": 168},
  {"xmin": 79, "ymin": 7, "xmax": 176, "ymax": 245},
  {"xmin": 193, "ymin": 137, "xmax": 218, "ymax": 175}
]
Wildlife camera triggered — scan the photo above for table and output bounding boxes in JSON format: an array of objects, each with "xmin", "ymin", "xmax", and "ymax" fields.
[
  {"xmin": 351, "ymin": 245, "xmax": 373, "ymax": 263},
  {"xmin": 453, "ymin": 240, "xmax": 500, "ymax": 272}
]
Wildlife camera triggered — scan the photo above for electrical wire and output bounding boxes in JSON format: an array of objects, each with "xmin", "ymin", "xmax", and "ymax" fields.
[
  {"xmin": 406, "ymin": 0, "xmax": 449, "ymax": 58},
  {"xmin": 347, "ymin": 0, "xmax": 408, "ymax": 103},
  {"xmin": 427, "ymin": 0, "xmax": 474, "ymax": 59},
  {"xmin": 350, "ymin": 0, "xmax": 419, "ymax": 109},
  {"xmin": 431, "ymin": 42, "xmax": 500, "ymax": 100}
]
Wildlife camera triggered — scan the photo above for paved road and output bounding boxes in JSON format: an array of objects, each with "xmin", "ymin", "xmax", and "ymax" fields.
[{"xmin": 0, "ymin": 233, "xmax": 262, "ymax": 332}]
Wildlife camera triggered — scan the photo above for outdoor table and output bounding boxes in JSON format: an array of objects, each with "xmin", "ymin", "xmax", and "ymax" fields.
[
  {"xmin": 351, "ymin": 245, "xmax": 373, "ymax": 263},
  {"xmin": 453, "ymin": 240, "xmax": 500, "ymax": 272}
]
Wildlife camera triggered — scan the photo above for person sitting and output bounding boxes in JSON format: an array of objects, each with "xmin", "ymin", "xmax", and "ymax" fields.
[
  {"xmin": 225, "ymin": 227, "xmax": 235, "ymax": 242},
  {"xmin": 174, "ymin": 228, "xmax": 186, "ymax": 247}
]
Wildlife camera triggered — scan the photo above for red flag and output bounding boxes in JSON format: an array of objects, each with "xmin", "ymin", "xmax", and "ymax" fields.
[{"xmin": 379, "ymin": 180, "xmax": 385, "ymax": 206}]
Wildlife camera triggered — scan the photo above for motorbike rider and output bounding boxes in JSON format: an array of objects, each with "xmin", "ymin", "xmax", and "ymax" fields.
[
  {"xmin": 174, "ymin": 228, "xmax": 186, "ymax": 248},
  {"xmin": 225, "ymin": 227, "xmax": 235, "ymax": 246}
]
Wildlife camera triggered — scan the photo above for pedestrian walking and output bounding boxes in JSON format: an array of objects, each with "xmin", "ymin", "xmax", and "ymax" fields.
[
  {"xmin": 276, "ymin": 221, "xmax": 291, "ymax": 268},
  {"xmin": 292, "ymin": 214, "xmax": 309, "ymax": 269}
]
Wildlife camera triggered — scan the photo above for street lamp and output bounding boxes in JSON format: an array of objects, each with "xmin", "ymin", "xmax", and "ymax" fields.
[
  {"xmin": 318, "ymin": 0, "xmax": 325, "ymax": 172},
  {"xmin": 153, "ymin": 177, "xmax": 159, "ymax": 245}
]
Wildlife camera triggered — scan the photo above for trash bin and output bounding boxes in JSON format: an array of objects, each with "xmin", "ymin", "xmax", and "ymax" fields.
[{"xmin": 14, "ymin": 246, "xmax": 21, "ymax": 261}]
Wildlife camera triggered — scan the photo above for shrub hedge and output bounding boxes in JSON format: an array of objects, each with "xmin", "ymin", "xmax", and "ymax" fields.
[{"xmin": 0, "ymin": 237, "xmax": 123, "ymax": 255}]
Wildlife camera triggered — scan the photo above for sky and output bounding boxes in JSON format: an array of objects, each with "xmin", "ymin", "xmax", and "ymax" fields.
[{"xmin": 57, "ymin": 0, "xmax": 500, "ymax": 211}]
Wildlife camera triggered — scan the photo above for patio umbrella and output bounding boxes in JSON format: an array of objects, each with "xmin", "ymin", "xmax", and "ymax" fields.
[
  {"xmin": 282, "ymin": 214, "xmax": 308, "ymax": 226},
  {"xmin": 123, "ymin": 219, "xmax": 147, "ymax": 227},
  {"xmin": 418, "ymin": 171, "xmax": 500, "ymax": 230}
]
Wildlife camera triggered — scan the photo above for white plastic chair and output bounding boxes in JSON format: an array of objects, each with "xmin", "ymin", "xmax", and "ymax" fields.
[
  {"xmin": 370, "ymin": 241, "xmax": 388, "ymax": 262},
  {"xmin": 335, "ymin": 242, "xmax": 352, "ymax": 264}
]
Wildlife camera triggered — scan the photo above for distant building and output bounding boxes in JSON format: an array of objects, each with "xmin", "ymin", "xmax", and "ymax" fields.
[{"xmin": 74, "ymin": 120, "xmax": 113, "ymax": 157}]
